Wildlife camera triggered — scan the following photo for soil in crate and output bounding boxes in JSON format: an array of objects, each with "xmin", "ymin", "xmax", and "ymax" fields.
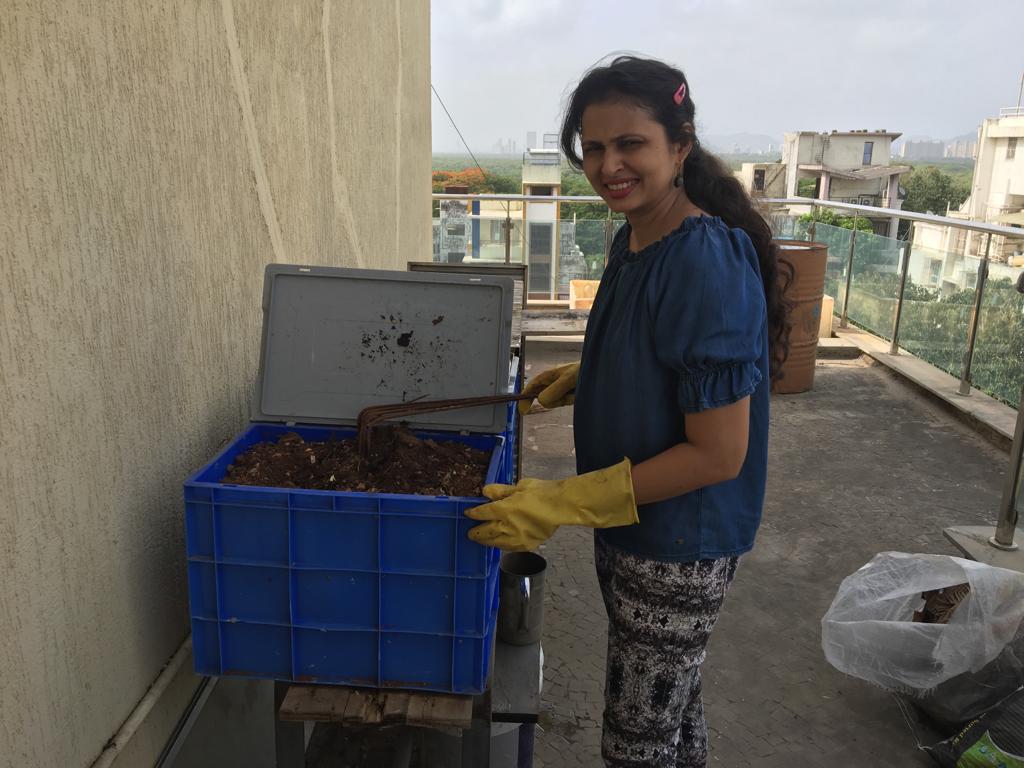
[{"xmin": 222, "ymin": 426, "xmax": 491, "ymax": 497}]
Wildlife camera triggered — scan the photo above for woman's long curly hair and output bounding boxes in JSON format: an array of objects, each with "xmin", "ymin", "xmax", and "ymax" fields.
[{"xmin": 560, "ymin": 55, "xmax": 792, "ymax": 379}]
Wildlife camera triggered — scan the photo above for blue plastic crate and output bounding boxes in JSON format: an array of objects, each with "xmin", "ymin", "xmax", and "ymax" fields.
[
  {"xmin": 501, "ymin": 359, "xmax": 523, "ymax": 483},
  {"xmin": 503, "ymin": 414, "xmax": 517, "ymax": 484},
  {"xmin": 184, "ymin": 422, "xmax": 505, "ymax": 694}
]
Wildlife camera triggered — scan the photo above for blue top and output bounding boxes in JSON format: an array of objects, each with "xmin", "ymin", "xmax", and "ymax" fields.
[{"xmin": 574, "ymin": 215, "xmax": 770, "ymax": 562}]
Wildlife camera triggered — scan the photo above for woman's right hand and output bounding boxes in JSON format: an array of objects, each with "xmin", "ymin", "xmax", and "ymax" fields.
[{"xmin": 517, "ymin": 362, "xmax": 580, "ymax": 415}]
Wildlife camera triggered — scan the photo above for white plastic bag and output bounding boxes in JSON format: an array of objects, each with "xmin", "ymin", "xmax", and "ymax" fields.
[{"xmin": 821, "ymin": 552, "xmax": 1024, "ymax": 693}]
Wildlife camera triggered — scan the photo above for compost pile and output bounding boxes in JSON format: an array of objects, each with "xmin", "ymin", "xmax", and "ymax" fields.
[
  {"xmin": 912, "ymin": 583, "xmax": 971, "ymax": 624},
  {"xmin": 222, "ymin": 426, "xmax": 490, "ymax": 497}
]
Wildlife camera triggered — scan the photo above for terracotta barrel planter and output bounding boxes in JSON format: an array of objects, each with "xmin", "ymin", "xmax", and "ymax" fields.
[{"xmin": 773, "ymin": 239, "xmax": 829, "ymax": 394}]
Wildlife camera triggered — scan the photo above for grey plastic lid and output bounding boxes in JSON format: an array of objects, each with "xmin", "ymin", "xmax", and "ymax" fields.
[{"xmin": 253, "ymin": 264, "xmax": 514, "ymax": 433}]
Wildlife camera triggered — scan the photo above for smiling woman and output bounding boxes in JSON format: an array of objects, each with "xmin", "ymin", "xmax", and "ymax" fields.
[
  {"xmin": 580, "ymin": 102, "xmax": 687, "ymax": 216},
  {"xmin": 560, "ymin": 58, "xmax": 791, "ymax": 359},
  {"xmin": 464, "ymin": 55, "xmax": 792, "ymax": 768}
]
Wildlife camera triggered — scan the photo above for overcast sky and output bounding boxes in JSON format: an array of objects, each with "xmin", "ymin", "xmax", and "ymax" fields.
[{"xmin": 430, "ymin": 0, "xmax": 1024, "ymax": 153}]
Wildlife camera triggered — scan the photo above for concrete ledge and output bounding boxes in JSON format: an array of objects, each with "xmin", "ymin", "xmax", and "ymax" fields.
[
  {"xmin": 945, "ymin": 525, "xmax": 1024, "ymax": 572},
  {"xmin": 835, "ymin": 326, "xmax": 1017, "ymax": 450},
  {"xmin": 523, "ymin": 335, "xmax": 584, "ymax": 345},
  {"xmin": 816, "ymin": 336, "xmax": 861, "ymax": 360}
]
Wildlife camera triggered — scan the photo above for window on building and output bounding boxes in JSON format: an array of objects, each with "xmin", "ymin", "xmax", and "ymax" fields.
[
  {"xmin": 527, "ymin": 222, "xmax": 553, "ymax": 296},
  {"xmin": 530, "ymin": 186, "xmax": 553, "ymax": 196},
  {"xmin": 797, "ymin": 177, "xmax": 818, "ymax": 198},
  {"xmin": 862, "ymin": 141, "xmax": 874, "ymax": 165},
  {"xmin": 1008, "ymin": 137, "xmax": 1018, "ymax": 160},
  {"xmin": 753, "ymin": 169, "xmax": 766, "ymax": 191}
]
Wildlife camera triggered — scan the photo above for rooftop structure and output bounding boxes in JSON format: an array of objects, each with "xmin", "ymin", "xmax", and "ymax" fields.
[
  {"xmin": 915, "ymin": 108, "xmax": 1024, "ymax": 266},
  {"xmin": 782, "ymin": 130, "xmax": 910, "ymax": 236}
]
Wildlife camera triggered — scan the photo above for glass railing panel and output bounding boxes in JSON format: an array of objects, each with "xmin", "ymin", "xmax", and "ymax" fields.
[
  {"xmin": 806, "ymin": 222, "xmax": 853, "ymax": 311},
  {"xmin": 432, "ymin": 198, "xmax": 1021, "ymax": 405},
  {"xmin": 968, "ymin": 266, "xmax": 1024, "ymax": 405},
  {"xmin": 890, "ymin": 244, "xmax": 976, "ymax": 380},
  {"xmin": 434, "ymin": 206, "xmax": 470, "ymax": 263},
  {"xmin": 844, "ymin": 229, "xmax": 903, "ymax": 341},
  {"xmin": 557, "ymin": 219, "xmax": 604, "ymax": 294},
  {"xmin": 768, "ymin": 214, "xmax": 807, "ymax": 241}
]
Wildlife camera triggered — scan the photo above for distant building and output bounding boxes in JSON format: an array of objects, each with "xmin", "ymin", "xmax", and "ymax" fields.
[
  {"xmin": 735, "ymin": 162, "xmax": 787, "ymax": 199},
  {"xmin": 915, "ymin": 108, "xmax": 1024, "ymax": 277},
  {"xmin": 461, "ymin": 139, "xmax": 567, "ymax": 294},
  {"xmin": 521, "ymin": 148, "xmax": 562, "ymax": 298},
  {"xmin": 437, "ymin": 184, "xmax": 469, "ymax": 263},
  {"xmin": 900, "ymin": 140, "xmax": 944, "ymax": 161},
  {"xmin": 781, "ymin": 129, "xmax": 910, "ymax": 236},
  {"xmin": 945, "ymin": 139, "xmax": 978, "ymax": 159}
]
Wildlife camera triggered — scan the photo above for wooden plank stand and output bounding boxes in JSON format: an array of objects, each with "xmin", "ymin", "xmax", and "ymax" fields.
[{"xmin": 278, "ymin": 685, "xmax": 474, "ymax": 730}]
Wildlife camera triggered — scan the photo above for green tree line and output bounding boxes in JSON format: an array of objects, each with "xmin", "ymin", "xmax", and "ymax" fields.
[{"xmin": 900, "ymin": 165, "xmax": 971, "ymax": 216}]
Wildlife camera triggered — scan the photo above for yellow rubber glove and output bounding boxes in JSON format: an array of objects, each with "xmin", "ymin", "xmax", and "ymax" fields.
[
  {"xmin": 517, "ymin": 362, "xmax": 580, "ymax": 416},
  {"xmin": 465, "ymin": 459, "xmax": 638, "ymax": 551}
]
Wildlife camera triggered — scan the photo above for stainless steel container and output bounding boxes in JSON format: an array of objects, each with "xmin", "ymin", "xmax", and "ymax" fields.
[{"xmin": 497, "ymin": 552, "xmax": 546, "ymax": 646}]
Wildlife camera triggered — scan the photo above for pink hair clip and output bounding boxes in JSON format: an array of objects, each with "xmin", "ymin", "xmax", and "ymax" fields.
[{"xmin": 673, "ymin": 81, "xmax": 687, "ymax": 106}]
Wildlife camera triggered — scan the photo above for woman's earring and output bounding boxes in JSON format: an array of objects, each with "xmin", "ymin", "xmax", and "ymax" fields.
[{"xmin": 673, "ymin": 167, "xmax": 685, "ymax": 187}]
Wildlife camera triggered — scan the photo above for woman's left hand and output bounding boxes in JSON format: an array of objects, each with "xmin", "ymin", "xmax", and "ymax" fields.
[{"xmin": 465, "ymin": 459, "xmax": 638, "ymax": 551}]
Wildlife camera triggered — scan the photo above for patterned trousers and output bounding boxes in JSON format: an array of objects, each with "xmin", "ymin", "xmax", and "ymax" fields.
[{"xmin": 595, "ymin": 535, "xmax": 738, "ymax": 768}]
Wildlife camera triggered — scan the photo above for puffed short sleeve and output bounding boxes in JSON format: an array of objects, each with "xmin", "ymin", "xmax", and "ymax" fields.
[{"xmin": 652, "ymin": 225, "xmax": 767, "ymax": 414}]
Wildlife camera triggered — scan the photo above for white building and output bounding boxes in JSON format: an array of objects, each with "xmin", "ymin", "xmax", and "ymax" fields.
[
  {"xmin": 439, "ymin": 146, "xmax": 567, "ymax": 290},
  {"xmin": 962, "ymin": 109, "xmax": 1024, "ymax": 255},
  {"xmin": 521, "ymin": 148, "xmax": 562, "ymax": 298},
  {"xmin": 781, "ymin": 129, "xmax": 910, "ymax": 235},
  {"xmin": 914, "ymin": 108, "xmax": 1024, "ymax": 284}
]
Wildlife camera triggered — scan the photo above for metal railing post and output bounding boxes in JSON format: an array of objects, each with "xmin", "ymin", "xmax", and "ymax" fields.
[
  {"xmin": 958, "ymin": 233, "xmax": 992, "ymax": 396},
  {"xmin": 503, "ymin": 213, "xmax": 512, "ymax": 264},
  {"xmin": 889, "ymin": 222, "xmax": 914, "ymax": 354},
  {"xmin": 839, "ymin": 213, "xmax": 859, "ymax": 329},
  {"xmin": 992, "ymin": 385, "xmax": 1024, "ymax": 550},
  {"xmin": 807, "ymin": 204, "xmax": 817, "ymax": 242}
]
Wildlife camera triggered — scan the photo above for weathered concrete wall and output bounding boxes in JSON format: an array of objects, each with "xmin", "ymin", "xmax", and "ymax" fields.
[{"xmin": 0, "ymin": 2, "xmax": 430, "ymax": 766}]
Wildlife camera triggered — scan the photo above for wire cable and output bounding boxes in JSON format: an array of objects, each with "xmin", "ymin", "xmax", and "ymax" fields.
[{"xmin": 430, "ymin": 82, "xmax": 530, "ymax": 257}]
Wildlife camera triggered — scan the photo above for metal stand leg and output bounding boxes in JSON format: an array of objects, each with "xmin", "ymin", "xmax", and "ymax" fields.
[
  {"xmin": 991, "ymin": 385, "xmax": 1024, "ymax": 550},
  {"xmin": 959, "ymin": 233, "xmax": 992, "ymax": 396},
  {"xmin": 516, "ymin": 723, "xmax": 535, "ymax": 768},
  {"xmin": 461, "ymin": 716, "xmax": 491, "ymax": 767},
  {"xmin": 274, "ymin": 682, "xmax": 305, "ymax": 768},
  {"xmin": 391, "ymin": 728, "xmax": 414, "ymax": 768},
  {"xmin": 945, "ymin": 390, "xmax": 1023, "ymax": 559}
]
